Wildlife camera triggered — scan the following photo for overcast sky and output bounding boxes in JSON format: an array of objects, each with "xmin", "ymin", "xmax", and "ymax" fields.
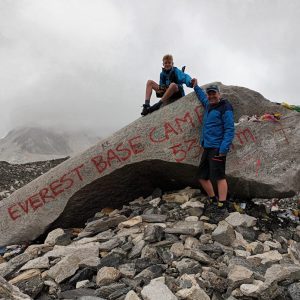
[{"xmin": 0, "ymin": 0, "xmax": 299, "ymax": 138}]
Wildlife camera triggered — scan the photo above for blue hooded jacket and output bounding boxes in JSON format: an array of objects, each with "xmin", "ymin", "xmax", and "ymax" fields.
[
  {"xmin": 160, "ymin": 67, "xmax": 193, "ymax": 96},
  {"xmin": 194, "ymin": 85, "xmax": 235, "ymax": 154}
]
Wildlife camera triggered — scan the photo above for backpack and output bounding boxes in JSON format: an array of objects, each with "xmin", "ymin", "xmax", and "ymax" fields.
[{"xmin": 156, "ymin": 66, "xmax": 186, "ymax": 98}]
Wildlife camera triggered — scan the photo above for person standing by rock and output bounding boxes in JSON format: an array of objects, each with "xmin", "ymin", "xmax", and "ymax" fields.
[
  {"xmin": 191, "ymin": 79, "xmax": 235, "ymax": 213},
  {"xmin": 141, "ymin": 54, "xmax": 193, "ymax": 116}
]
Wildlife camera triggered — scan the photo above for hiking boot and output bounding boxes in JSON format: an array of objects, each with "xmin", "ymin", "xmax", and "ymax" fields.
[
  {"xmin": 217, "ymin": 201, "xmax": 229, "ymax": 209},
  {"xmin": 148, "ymin": 101, "xmax": 163, "ymax": 113},
  {"xmin": 205, "ymin": 201, "xmax": 229, "ymax": 224},
  {"xmin": 141, "ymin": 104, "xmax": 150, "ymax": 116},
  {"xmin": 208, "ymin": 196, "xmax": 218, "ymax": 205},
  {"xmin": 203, "ymin": 196, "xmax": 217, "ymax": 211}
]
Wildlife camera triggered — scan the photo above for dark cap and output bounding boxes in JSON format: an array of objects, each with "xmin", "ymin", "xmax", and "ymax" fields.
[{"xmin": 206, "ymin": 84, "xmax": 220, "ymax": 93}]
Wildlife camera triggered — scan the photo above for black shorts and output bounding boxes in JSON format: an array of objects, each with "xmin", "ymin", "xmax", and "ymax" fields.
[
  {"xmin": 157, "ymin": 85, "xmax": 183, "ymax": 103},
  {"xmin": 197, "ymin": 148, "xmax": 226, "ymax": 180}
]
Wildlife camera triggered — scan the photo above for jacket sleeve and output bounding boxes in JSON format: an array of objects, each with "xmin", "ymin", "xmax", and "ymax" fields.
[
  {"xmin": 219, "ymin": 105, "xmax": 235, "ymax": 154},
  {"xmin": 159, "ymin": 72, "xmax": 166, "ymax": 87},
  {"xmin": 194, "ymin": 85, "xmax": 209, "ymax": 108},
  {"xmin": 175, "ymin": 68, "xmax": 193, "ymax": 87}
]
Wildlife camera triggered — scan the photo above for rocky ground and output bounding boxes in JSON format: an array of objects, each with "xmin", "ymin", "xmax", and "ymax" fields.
[
  {"xmin": 0, "ymin": 158, "xmax": 67, "ymax": 200},
  {"xmin": 1, "ymin": 187, "xmax": 300, "ymax": 300}
]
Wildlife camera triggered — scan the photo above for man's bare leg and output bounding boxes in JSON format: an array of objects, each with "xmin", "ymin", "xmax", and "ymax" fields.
[
  {"xmin": 217, "ymin": 179, "xmax": 228, "ymax": 202},
  {"xmin": 144, "ymin": 82, "xmax": 179, "ymax": 115},
  {"xmin": 142, "ymin": 80, "xmax": 160, "ymax": 116},
  {"xmin": 161, "ymin": 83, "xmax": 178, "ymax": 103},
  {"xmin": 145, "ymin": 80, "xmax": 160, "ymax": 104},
  {"xmin": 199, "ymin": 179, "xmax": 215, "ymax": 197}
]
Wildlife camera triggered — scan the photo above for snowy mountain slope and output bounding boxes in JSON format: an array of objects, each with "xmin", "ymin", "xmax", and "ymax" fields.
[{"xmin": 0, "ymin": 127, "xmax": 100, "ymax": 163}]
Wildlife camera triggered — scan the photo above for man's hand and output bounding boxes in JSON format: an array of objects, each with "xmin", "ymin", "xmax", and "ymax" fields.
[
  {"xmin": 213, "ymin": 152, "xmax": 226, "ymax": 159},
  {"xmin": 191, "ymin": 78, "xmax": 198, "ymax": 88}
]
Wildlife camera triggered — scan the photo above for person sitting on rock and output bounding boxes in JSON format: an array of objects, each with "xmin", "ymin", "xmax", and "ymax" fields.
[
  {"xmin": 141, "ymin": 54, "xmax": 193, "ymax": 116},
  {"xmin": 191, "ymin": 79, "xmax": 235, "ymax": 214}
]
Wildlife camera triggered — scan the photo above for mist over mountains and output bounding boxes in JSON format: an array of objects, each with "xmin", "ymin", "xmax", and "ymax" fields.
[{"xmin": 0, "ymin": 127, "xmax": 100, "ymax": 164}]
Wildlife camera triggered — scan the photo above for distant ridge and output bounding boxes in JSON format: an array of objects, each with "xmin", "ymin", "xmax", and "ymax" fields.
[{"xmin": 0, "ymin": 126, "xmax": 100, "ymax": 163}]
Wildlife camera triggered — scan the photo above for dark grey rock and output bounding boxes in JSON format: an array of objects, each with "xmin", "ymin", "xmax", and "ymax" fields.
[
  {"xmin": 176, "ymin": 275, "xmax": 194, "ymax": 289},
  {"xmin": 205, "ymin": 206, "xmax": 229, "ymax": 224},
  {"xmin": 60, "ymin": 282, "xmax": 76, "ymax": 292},
  {"xmin": 174, "ymin": 258, "xmax": 202, "ymax": 275},
  {"xmin": 44, "ymin": 228, "xmax": 72, "ymax": 246},
  {"xmin": 236, "ymin": 226, "xmax": 258, "ymax": 241},
  {"xmin": 142, "ymin": 208, "xmax": 157, "ymax": 215},
  {"xmin": 135, "ymin": 264, "xmax": 166, "ymax": 281},
  {"xmin": 54, "ymin": 232, "xmax": 73, "ymax": 246},
  {"xmin": 143, "ymin": 225, "xmax": 164, "ymax": 243},
  {"xmin": 129, "ymin": 196, "xmax": 151, "ymax": 207},
  {"xmin": 9, "ymin": 270, "xmax": 44, "ymax": 298},
  {"xmin": 198, "ymin": 244, "xmax": 224, "ymax": 255},
  {"xmin": 228, "ymin": 256, "xmax": 270, "ymax": 276},
  {"xmin": 97, "ymin": 252, "xmax": 126, "ymax": 269},
  {"xmin": 140, "ymin": 245, "xmax": 159, "ymax": 259},
  {"xmin": 118, "ymin": 263, "xmax": 136, "ymax": 278},
  {"xmin": 0, "ymin": 253, "xmax": 32, "ymax": 278},
  {"xmin": 187, "ymin": 207, "xmax": 204, "ymax": 217},
  {"xmin": 152, "ymin": 188, "xmax": 162, "ymax": 198},
  {"xmin": 135, "ymin": 257, "xmax": 162, "ymax": 273},
  {"xmin": 120, "ymin": 241, "xmax": 133, "ymax": 252},
  {"xmin": 36, "ymin": 293, "xmax": 52, "ymax": 300},
  {"xmin": 59, "ymin": 288, "xmax": 96, "ymax": 299},
  {"xmin": 165, "ymin": 221, "xmax": 203, "ymax": 236},
  {"xmin": 250, "ymin": 242, "xmax": 265, "ymax": 254},
  {"xmin": 273, "ymin": 228, "xmax": 294, "ymax": 241},
  {"xmin": 164, "ymin": 233, "xmax": 180, "ymax": 242},
  {"xmin": 128, "ymin": 208, "xmax": 144, "ymax": 217},
  {"xmin": 0, "ymin": 275, "xmax": 32, "ymax": 300},
  {"xmin": 167, "ymin": 208, "xmax": 189, "ymax": 221},
  {"xmin": 212, "ymin": 221, "xmax": 235, "ymax": 245},
  {"xmin": 164, "ymin": 275, "xmax": 178, "ymax": 292},
  {"xmin": 108, "ymin": 286, "xmax": 131, "ymax": 299},
  {"xmin": 128, "ymin": 240, "xmax": 145, "ymax": 259},
  {"xmin": 165, "ymin": 267, "xmax": 179, "ymax": 277},
  {"xmin": 69, "ymin": 267, "xmax": 95, "ymax": 286},
  {"xmin": 293, "ymin": 232, "xmax": 300, "ymax": 243},
  {"xmin": 183, "ymin": 249, "xmax": 212, "ymax": 264},
  {"xmin": 141, "ymin": 214, "xmax": 167, "ymax": 223},
  {"xmin": 288, "ymin": 282, "xmax": 300, "ymax": 300},
  {"xmin": 95, "ymin": 283, "xmax": 127, "ymax": 298},
  {"xmin": 157, "ymin": 247, "xmax": 174, "ymax": 265},
  {"xmin": 121, "ymin": 277, "xmax": 144, "ymax": 290},
  {"xmin": 202, "ymin": 271, "xmax": 228, "ymax": 293},
  {"xmin": 98, "ymin": 238, "xmax": 122, "ymax": 251},
  {"xmin": 161, "ymin": 202, "xmax": 181, "ymax": 210},
  {"xmin": 84, "ymin": 215, "xmax": 127, "ymax": 234}
]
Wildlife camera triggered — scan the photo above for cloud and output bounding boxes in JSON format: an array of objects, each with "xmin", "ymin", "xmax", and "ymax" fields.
[{"xmin": 0, "ymin": 0, "xmax": 299, "ymax": 138}]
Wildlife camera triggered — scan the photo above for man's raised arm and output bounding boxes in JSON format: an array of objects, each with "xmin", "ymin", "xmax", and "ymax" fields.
[{"xmin": 192, "ymin": 78, "xmax": 209, "ymax": 108}]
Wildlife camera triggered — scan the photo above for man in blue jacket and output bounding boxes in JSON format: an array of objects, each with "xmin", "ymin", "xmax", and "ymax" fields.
[
  {"xmin": 191, "ymin": 79, "xmax": 235, "ymax": 211},
  {"xmin": 141, "ymin": 54, "xmax": 193, "ymax": 116}
]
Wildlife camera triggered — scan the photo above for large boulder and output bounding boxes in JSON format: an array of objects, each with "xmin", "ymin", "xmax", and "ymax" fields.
[{"xmin": 0, "ymin": 83, "xmax": 299, "ymax": 246}]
